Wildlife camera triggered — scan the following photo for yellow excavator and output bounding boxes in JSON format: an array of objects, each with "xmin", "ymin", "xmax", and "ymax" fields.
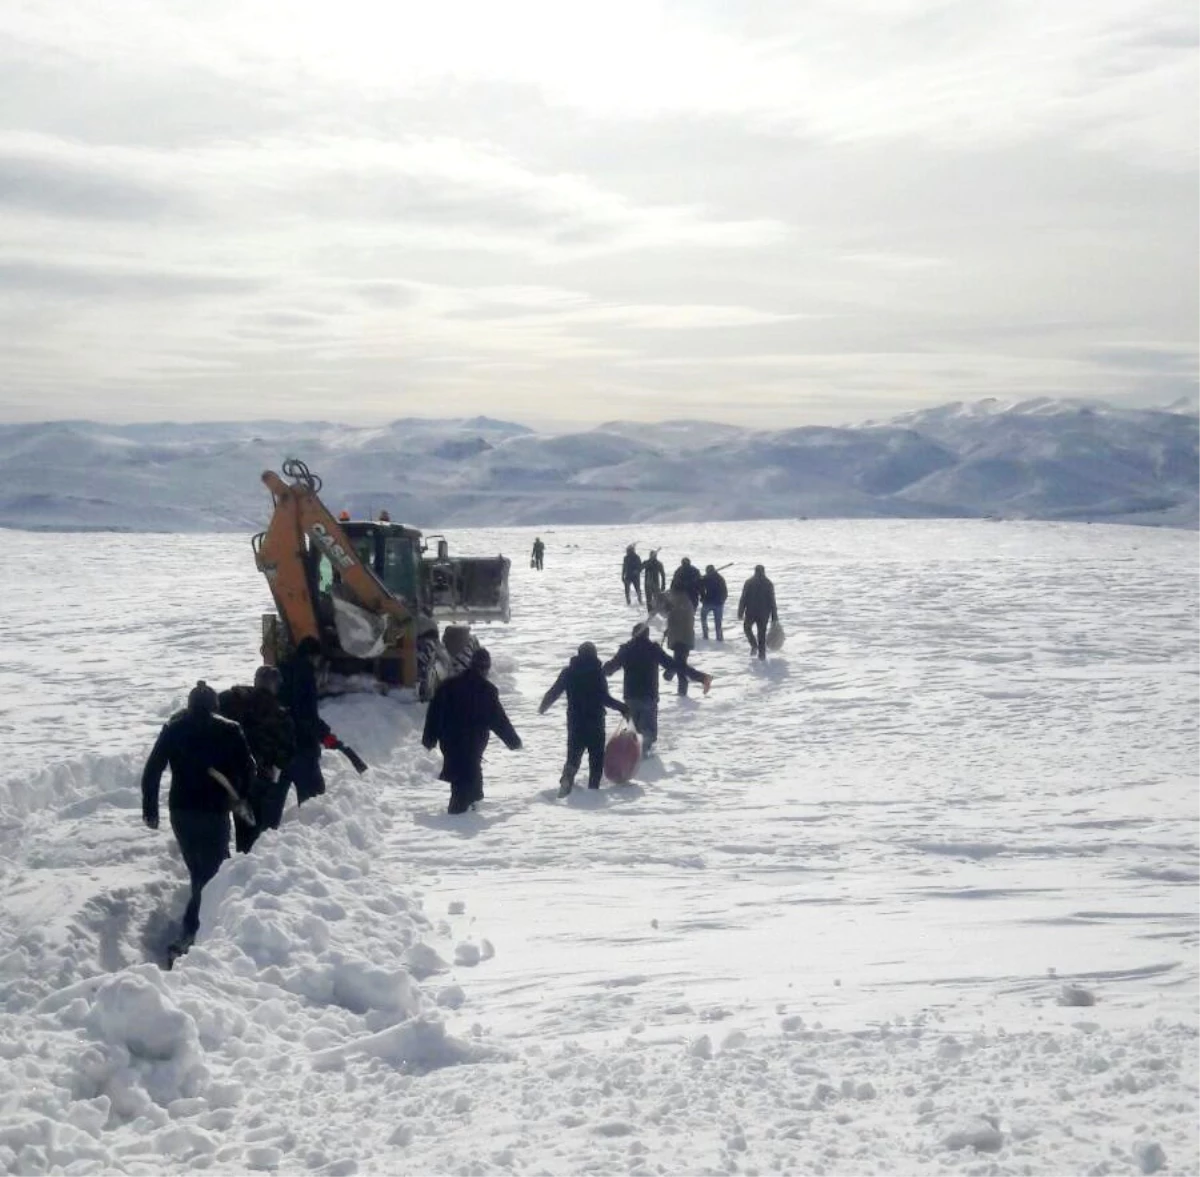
[{"xmin": 252, "ymin": 459, "xmax": 510, "ymax": 699}]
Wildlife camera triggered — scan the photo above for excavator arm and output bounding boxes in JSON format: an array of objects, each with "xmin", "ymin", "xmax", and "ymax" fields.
[{"xmin": 253, "ymin": 460, "xmax": 417, "ymax": 684}]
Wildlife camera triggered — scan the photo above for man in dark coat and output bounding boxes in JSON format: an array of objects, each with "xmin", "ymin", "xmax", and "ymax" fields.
[
  {"xmin": 670, "ymin": 557, "xmax": 703, "ymax": 609},
  {"xmin": 738, "ymin": 564, "xmax": 779, "ymax": 660},
  {"xmin": 531, "ymin": 537, "xmax": 545, "ymax": 571},
  {"xmin": 278, "ymin": 636, "xmax": 332, "ymax": 806},
  {"xmin": 218, "ymin": 666, "xmax": 296, "ymax": 852},
  {"xmin": 422, "ymin": 647, "xmax": 521, "ymax": 814},
  {"xmin": 142, "ymin": 681, "xmax": 257, "ymax": 951},
  {"xmin": 621, "ymin": 545, "xmax": 643, "ymax": 605},
  {"xmin": 642, "ymin": 550, "xmax": 665, "ymax": 613},
  {"xmin": 699, "ymin": 565, "xmax": 728, "ymax": 641},
  {"xmin": 603, "ymin": 623, "xmax": 681, "ymax": 756},
  {"xmin": 540, "ymin": 642, "xmax": 630, "ymax": 794}
]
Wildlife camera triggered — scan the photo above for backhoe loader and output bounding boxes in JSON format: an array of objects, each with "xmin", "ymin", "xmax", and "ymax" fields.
[{"xmin": 252, "ymin": 459, "xmax": 510, "ymax": 699}]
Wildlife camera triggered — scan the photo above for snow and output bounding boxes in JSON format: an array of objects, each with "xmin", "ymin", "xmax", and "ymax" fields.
[
  {"xmin": 0, "ymin": 518, "xmax": 1197, "ymax": 1174},
  {"xmin": 0, "ymin": 396, "xmax": 1195, "ymax": 531}
]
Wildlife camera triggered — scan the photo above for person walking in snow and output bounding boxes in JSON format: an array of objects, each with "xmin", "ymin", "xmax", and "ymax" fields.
[
  {"xmin": 621, "ymin": 545, "xmax": 643, "ymax": 605},
  {"xmin": 422, "ymin": 647, "xmax": 521, "ymax": 814},
  {"xmin": 141, "ymin": 681, "xmax": 257, "ymax": 954},
  {"xmin": 540, "ymin": 642, "xmax": 630, "ymax": 794},
  {"xmin": 738, "ymin": 564, "xmax": 779, "ymax": 660},
  {"xmin": 278, "ymin": 636, "xmax": 334, "ymax": 806},
  {"xmin": 531, "ymin": 537, "xmax": 545, "ymax": 571},
  {"xmin": 670, "ymin": 557, "xmax": 703, "ymax": 610},
  {"xmin": 603, "ymin": 622, "xmax": 705, "ymax": 756},
  {"xmin": 218, "ymin": 666, "xmax": 296, "ymax": 852},
  {"xmin": 642, "ymin": 550, "xmax": 665, "ymax": 613},
  {"xmin": 699, "ymin": 564, "xmax": 728, "ymax": 641},
  {"xmin": 661, "ymin": 589, "xmax": 712, "ymax": 697}
]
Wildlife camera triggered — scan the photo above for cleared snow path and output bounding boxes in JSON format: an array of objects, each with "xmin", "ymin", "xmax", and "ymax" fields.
[{"xmin": 0, "ymin": 520, "xmax": 1196, "ymax": 1175}]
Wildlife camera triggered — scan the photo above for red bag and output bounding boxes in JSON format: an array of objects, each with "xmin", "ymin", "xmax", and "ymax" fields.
[{"xmin": 604, "ymin": 725, "xmax": 641, "ymax": 784}]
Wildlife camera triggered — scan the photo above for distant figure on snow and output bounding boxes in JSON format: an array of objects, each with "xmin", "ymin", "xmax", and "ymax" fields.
[
  {"xmin": 422, "ymin": 647, "xmax": 521, "ymax": 814},
  {"xmin": 603, "ymin": 622, "xmax": 682, "ymax": 756},
  {"xmin": 531, "ymin": 537, "xmax": 545, "ymax": 571},
  {"xmin": 661, "ymin": 589, "xmax": 713, "ymax": 697},
  {"xmin": 540, "ymin": 642, "xmax": 630, "ymax": 795},
  {"xmin": 141, "ymin": 681, "xmax": 256, "ymax": 957},
  {"xmin": 642, "ymin": 550, "xmax": 665, "ymax": 613},
  {"xmin": 738, "ymin": 565, "xmax": 779, "ymax": 660},
  {"xmin": 670, "ymin": 557, "xmax": 703, "ymax": 610},
  {"xmin": 622, "ymin": 545, "xmax": 643, "ymax": 605},
  {"xmin": 699, "ymin": 564, "xmax": 728, "ymax": 641},
  {"xmin": 218, "ymin": 666, "xmax": 296, "ymax": 852}
]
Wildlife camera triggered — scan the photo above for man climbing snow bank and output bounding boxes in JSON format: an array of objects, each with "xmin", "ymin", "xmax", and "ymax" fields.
[{"xmin": 141, "ymin": 681, "xmax": 256, "ymax": 958}]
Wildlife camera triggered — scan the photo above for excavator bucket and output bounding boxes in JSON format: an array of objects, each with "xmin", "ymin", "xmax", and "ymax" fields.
[{"xmin": 422, "ymin": 552, "xmax": 511, "ymax": 624}]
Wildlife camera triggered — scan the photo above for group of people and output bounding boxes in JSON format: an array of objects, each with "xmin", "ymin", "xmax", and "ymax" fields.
[{"xmin": 141, "ymin": 636, "xmax": 339, "ymax": 958}]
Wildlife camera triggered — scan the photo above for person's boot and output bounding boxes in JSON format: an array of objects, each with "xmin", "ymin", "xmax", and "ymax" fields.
[
  {"xmin": 558, "ymin": 768, "xmax": 574, "ymax": 798},
  {"xmin": 758, "ymin": 647, "xmax": 766, "ymax": 660}
]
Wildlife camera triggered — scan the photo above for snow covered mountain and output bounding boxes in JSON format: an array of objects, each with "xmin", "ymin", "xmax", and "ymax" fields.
[{"xmin": 0, "ymin": 398, "xmax": 1194, "ymax": 532}]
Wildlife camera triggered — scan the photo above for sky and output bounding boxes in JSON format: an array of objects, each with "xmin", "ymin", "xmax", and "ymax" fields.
[{"xmin": 0, "ymin": 0, "xmax": 1196, "ymax": 430}]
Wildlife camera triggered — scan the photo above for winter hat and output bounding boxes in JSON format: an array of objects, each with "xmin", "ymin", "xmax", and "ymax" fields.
[
  {"xmin": 681, "ymin": 556, "xmax": 691, "ymax": 566},
  {"xmin": 577, "ymin": 641, "xmax": 598, "ymax": 660},
  {"xmin": 471, "ymin": 647, "xmax": 492, "ymax": 673},
  {"xmin": 705, "ymin": 564, "xmax": 715, "ymax": 573},
  {"xmin": 254, "ymin": 665, "xmax": 282, "ymax": 692},
  {"xmin": 755, "ymin": 564, "xmax": 765, "ymax": 575},
  {"xmin": 632, "ymin": 622, "xmax": 649, "ymax": 638},
  {"xmin": 187, "ymin": 681, "xmax": 218, "ymax": 714}
]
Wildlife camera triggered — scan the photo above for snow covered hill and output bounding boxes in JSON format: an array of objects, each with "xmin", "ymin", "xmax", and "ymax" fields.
[{"xmin": 0, "ymin": 398, "xmax": 1195, "ymax": 532}]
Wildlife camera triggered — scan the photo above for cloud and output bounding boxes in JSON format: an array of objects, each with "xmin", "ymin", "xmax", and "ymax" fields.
[{"xmin": 0, "ymin": 0, "xmax": 1193, "ymax": 426}]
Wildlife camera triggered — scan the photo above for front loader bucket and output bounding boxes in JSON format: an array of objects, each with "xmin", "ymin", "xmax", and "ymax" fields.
[{"xmin": 422, "ymin": 555, "xmax": 511, "ymax": 624}]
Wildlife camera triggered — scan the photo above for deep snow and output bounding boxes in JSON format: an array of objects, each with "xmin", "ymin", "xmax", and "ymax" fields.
[{"xmin": 0, "ymin": 519, "xmax": 1197, "ymax": 1175}]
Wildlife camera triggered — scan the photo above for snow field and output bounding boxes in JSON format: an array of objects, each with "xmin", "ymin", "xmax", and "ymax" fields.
[{"xmin": 0, "ymin": 519, "xmax": 1196, "ymax": 1174}]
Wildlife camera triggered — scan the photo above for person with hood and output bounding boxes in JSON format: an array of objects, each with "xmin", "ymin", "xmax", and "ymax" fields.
[
  {"xmin": 662, "ymin": 589, "xmax": 713, "ymax": 697},
  {"xmin": 604, "ymin": 622, "xmax": 707, "ymax": 755},
  {"xmin": 540, "ymin": 642, "xmax": 630, "ymax": 794},
  {"xmin": 422, "ymin": 647, "xmax": 522, "ymax": 814},
  {"xmin": 218, "ymin": 666, "xmax": 296, "ymax": 852},
  {"xmin": 699, "ymin": 564, "xmax": 729, "ymax": 641},
  {"xmin": 278, "ymin": 636, "xmax": 333, "ymax": 806},
  {"xmin": 642, "ymin": 550, "xmax": 665, "ymax": 613},
  {"xmin": 738, "ymin": 564, "xmax": 779, "ymax": 660},
  {"xmin": 621, "ymin": 545, "xmax": 643, "ymax": 605},
  {"xmin": 142, "ymin": 681, "xmax": 257, "ymax": 954},
  {"xmin": 670, "ymin": 557, "xmax": 703, "ymax": 609},
  {"xmin": 531, "ymin": 537, "xmax": 545, "ymax": 571}
]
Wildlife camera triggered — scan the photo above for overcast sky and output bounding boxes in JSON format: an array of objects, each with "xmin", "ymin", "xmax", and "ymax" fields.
[{"xmin": 0, "ymin": 0, "xmax": 1196, "ymax": 429}]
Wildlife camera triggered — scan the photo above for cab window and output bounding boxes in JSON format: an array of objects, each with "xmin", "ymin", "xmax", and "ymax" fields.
[{"xmin": 382, "ymin": 536, "xmax": 418, "ymax": 600}]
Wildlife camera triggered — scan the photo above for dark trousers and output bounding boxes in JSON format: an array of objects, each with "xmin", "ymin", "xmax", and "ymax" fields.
[
  {"xmin": 626, "ymin": 697, "xmax": 658, "ymax": 750},
  {"xmin": 565, "ymin": 722, "xmax": 606, "ymax": 788},
  {"xmin": 669, "ymin": 643, "xmax": 706, "ymax": 695},
  {"xmin": 447, "ymin": 770, "xmax": 484, "ymax": 814},
  {"xmin": 234, "ymin": 773, "xmax": 289, "ymax": 853},
  {"xmin": 170, "ymin": 808, "xmax": 230, "ymax": 938},
  {"xmin": 281, "ymin": 748, "xmax": 325, "ymax": 805},
  {"xmin": 701, "ymin": 602, "xmax": 724, "ymax": 640},
  {"xmin": 623, "ymin": 577, "xmax": 642, "ymax": 604},
  {"xmin": 744, "ymin": 616, "xmax": 768, "ymax": 658},
  {"xmin": 533, "ymin": 553, "xmax": 543, "ymax": 570}
]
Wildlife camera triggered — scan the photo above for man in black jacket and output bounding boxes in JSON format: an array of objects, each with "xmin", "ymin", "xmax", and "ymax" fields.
[
  {"xmin": 218, "ymin": 666, "xmax": 296, "ymax": 852},
  {"xmin": 642, "ymin": 550, "xmax": 665, "ymax": 613},
  {"xmin": 142, "ymin": 681, "xmax": 256, "ymax": 949},
  {"xmin": 670, "ymin": 557, "xmax": 703, "ymax": 609},
  {"xmin": 540, "ymin": 642, "xmax": 630, "ymax": 794},
  {"xmin": 738, "ymin": 564, "xmax": 779, "ymax": 660},
  {"xmin": 278, "ymin": 636, "xmax": 332, "ymax": 806},
  {"xmin": 531, "ymin": 537, "xmax": 545, "ymax": 571},
  {"xmin": 699, "ymin": 564, "xmax": 728, "ymax": 641},
  {"xmin": 422, "ymin": 647, "xmax": 522, "ymax": 814},
  {"xmin": 621, "ymin": 545, "xmax": 643, "ymax": 605},
  {"xmin": 603, "ymin": 623, "xmax": 677, "ymax": 756}
]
